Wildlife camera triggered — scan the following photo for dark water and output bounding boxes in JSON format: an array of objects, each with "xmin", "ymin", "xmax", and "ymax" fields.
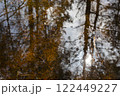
[{"xmin": 0, "ymin": 0, "xmax": 120, "ymax": 80}]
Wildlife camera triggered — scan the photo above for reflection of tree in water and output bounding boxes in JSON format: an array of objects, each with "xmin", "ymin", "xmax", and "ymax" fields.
[
  {"xmin": 61, "ymin": 0, "xmax": 120, "ymax": 80},
  {"xmin": 0, "ymin": 0, "xmax": 73, "ymax": 79},
  {"xmin": 0, "ymin": 0, "xmax": 119, "ymax": 79}
]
